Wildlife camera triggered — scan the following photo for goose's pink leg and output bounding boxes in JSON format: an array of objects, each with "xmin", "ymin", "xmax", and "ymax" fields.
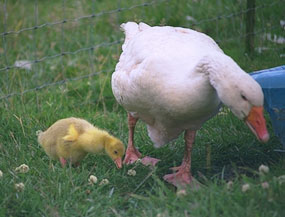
[
  {"xmin": 163, "ymin": 130, "xmax": 196, "ymax": 187},
  {"xmin": 123, "ymin": 113, "xmax": 160, "ymax": 166},
  {"xmin": 123, "ymin": 113, "xmax": 141, "ymax": 164},
  {"xmin": 60, "ymin": 157, "xmax": 67, "ymax": 167}
]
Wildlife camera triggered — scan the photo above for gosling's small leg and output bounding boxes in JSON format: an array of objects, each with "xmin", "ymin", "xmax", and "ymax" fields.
[{"xmin": 60, "ymin": 157, "xmax": 67, "ymax": 167}]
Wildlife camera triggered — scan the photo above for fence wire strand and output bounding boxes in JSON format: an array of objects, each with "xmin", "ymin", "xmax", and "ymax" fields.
[
  {"xmin": 190, "ymin": 0, "xmax": 283, "ymax": 26},
  {"xmin": 0, "ymin": 69, "xmax": 112, "ymax": 101},
  {"xmin": 0, "ymin": 24, "xmax": 280, "ymax": 101},
  {"xmin": 0, "ymin": 0, "xmax": 167, "ymax": 37},
  {"xmin": 0, "ymin": 40, "xmax": 122, "ymax": 72},
  {"xmin": 0, "ymin": 0, "xmax": 283, "ymax": 73},
  {"xmin": 0, "ymin": 0, "xmax": 284, "ymax": 101}
]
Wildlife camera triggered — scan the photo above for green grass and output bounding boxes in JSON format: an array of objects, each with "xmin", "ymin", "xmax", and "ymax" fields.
[{"xmin": 1, "ymin": 0, "xmax": 285, "ymax": 216}]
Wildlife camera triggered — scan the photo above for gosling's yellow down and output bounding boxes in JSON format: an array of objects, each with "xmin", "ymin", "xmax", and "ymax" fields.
[{"xmin": 38, "ymin": 117, "xmax": 125, "ymax": 168}]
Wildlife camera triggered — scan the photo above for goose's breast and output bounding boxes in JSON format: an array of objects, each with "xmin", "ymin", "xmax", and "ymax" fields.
[
  {"xmin": 112, "ymin": 55, "xmax": 221, "ymax": 126},
  {"xmin": 150, "ymin": 76, "xmax": 221, "ymax": 128}
]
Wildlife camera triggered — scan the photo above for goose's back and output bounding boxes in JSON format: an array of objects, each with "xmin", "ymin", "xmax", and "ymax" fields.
[{"xmin": 112, "ymin": 23, "xmax": 222, "ymax": 146}]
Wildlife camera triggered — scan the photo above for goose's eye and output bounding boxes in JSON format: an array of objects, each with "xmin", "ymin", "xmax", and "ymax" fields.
[
  {"xmin": 114, "ymin": 151, "xmax": 118, "ymax": 155},
  {"xmin": 241, "ymin": 94, "xmax": 247, "ymax": 101}
]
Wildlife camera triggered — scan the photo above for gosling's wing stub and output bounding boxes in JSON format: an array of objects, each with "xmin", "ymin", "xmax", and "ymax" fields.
[{"xmin": 63, "ymin": 124, "xmax": 79, "ymax": 142}]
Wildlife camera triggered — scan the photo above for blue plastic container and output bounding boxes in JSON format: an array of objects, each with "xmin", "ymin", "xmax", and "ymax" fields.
[{"xmin": 250, "ymin": 65, "xmax": 285, "ymax": 151}]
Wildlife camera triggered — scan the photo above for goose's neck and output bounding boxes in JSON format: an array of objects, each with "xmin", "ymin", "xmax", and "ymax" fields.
[
  {"xmin": 197, "ymin": 53, "xmax": 246, "ymax": 107},
  {"xmin": 200, "ymin": 53, "xmax": 241, "ymax": 86}
]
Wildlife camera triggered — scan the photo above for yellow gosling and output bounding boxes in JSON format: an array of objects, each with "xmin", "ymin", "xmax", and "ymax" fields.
[{"xmin": 38, "ymin": 117, "xmax": 125, "ymax": 168}]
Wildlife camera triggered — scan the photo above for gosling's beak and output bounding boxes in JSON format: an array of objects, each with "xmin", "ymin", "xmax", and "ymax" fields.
[
  {"xmin": 114, "ymin": 158, "xmax": 122, "ymax": 169},
  {"xmin": 245, "ymin": 106, "xmax": 269, "ymax": 143}
]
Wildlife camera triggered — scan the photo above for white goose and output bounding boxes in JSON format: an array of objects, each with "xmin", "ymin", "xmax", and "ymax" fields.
[{"xmin": 111, "ymin": 22, "xmax": 269, "ymax": 187}]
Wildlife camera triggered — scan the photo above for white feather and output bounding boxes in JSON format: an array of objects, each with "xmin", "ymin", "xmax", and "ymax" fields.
[{"xmin": 112, "ymin": 22, "xmax": 263, "ymax": 147}]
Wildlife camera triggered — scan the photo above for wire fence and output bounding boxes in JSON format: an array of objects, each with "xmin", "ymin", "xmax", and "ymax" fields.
[
  {"xmin": 0, "ymin": 0, "xmax": 284, "ymax": 102},
  {"xmin": 0, "ymin": 0, "xmax": 165, "ymax": 38}
]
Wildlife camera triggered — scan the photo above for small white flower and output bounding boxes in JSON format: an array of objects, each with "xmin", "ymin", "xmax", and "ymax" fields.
[
  {"xmin": 127, "ymin": 169, "xmax": 136, "ymax": 176},
  {"xmin": 88, "ymin": 175, "xmax": 98, "ymax": 185},
  {"xmin": 176, "ymin": 189, "xmax": 187, "ymax": 197},
  {"xmin": 68, "ymin": 60, "xmax": 75, "ymax": 66},
  {"xmin": 218, "ymin": 107, "xmax": 230, "ymax": 116},
  {"xmin": 185, "ymin": 15, "xmax": 197, "ymax": 22},
  {"xmin": 156, "ymin": 213, "xmax": 168, "ymax": 217},
  {"xmin": 277, "ymin": 175, "xmax": 285, "ymax": 185},
  {"xmin": 135, "ymin": 159, "xmax": 142, "ymax": 164},
  {"xmin": 99, "ymin": 179, "xmax": 109, "ymax": 186},
  {"xmin": 50, "ymin": 65, "xmax": 56, "ymax": 71},
  {"xmin": 15, "ymin": 164, "xmax": 29, "ymax": 173},
  {"xmin": 261, "ymin": 182, "xmax": 269, "ymax": 189},
  {"xmin": 15, "ymin": 182, "xmax": 25, "ymax": 192},
  {"xmin": 0, "ymin": 170, "xmax": 3, "ymax": 178},
  {"xmin": 259, "ymin": 164, "xmax": 269, "ymax": 175},
  {"xmin": 59, "ymin": 86, "xmax": 67, "ymax": 93},
  {"xmin": 226, "ymin": 181, "xmax": 233, "ymax": 190},
  {"xmin": 242, "ymin": 183, "xmax": 250, "ymax": 192},
  {"xmin": 280, "ymin": 20, "xmax": 285, "ymax": 29}
]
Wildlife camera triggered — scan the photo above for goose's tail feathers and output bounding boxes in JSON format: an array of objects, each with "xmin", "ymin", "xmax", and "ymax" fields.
[{"xmin": 120, "ymin": 22, "xmax": 150, "ymax": 41}]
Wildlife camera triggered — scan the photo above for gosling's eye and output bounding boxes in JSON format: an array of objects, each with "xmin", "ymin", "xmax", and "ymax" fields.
[
  {"xmin": 241, "ymin": 94, "xmax": 247, "ymax": 101},
  {"xmin": 114, "ymin": 151, "xmax": 118, "ymax": 155}
]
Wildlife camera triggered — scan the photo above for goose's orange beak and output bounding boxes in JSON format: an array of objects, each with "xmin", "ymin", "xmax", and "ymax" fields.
[
  {"xmin": 245, "ymin": 106, "xmax": 269, "ymax": 143},
  {"xmin": 114, "ymin": 158, "xmax": 122, "ymax": 169}
]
